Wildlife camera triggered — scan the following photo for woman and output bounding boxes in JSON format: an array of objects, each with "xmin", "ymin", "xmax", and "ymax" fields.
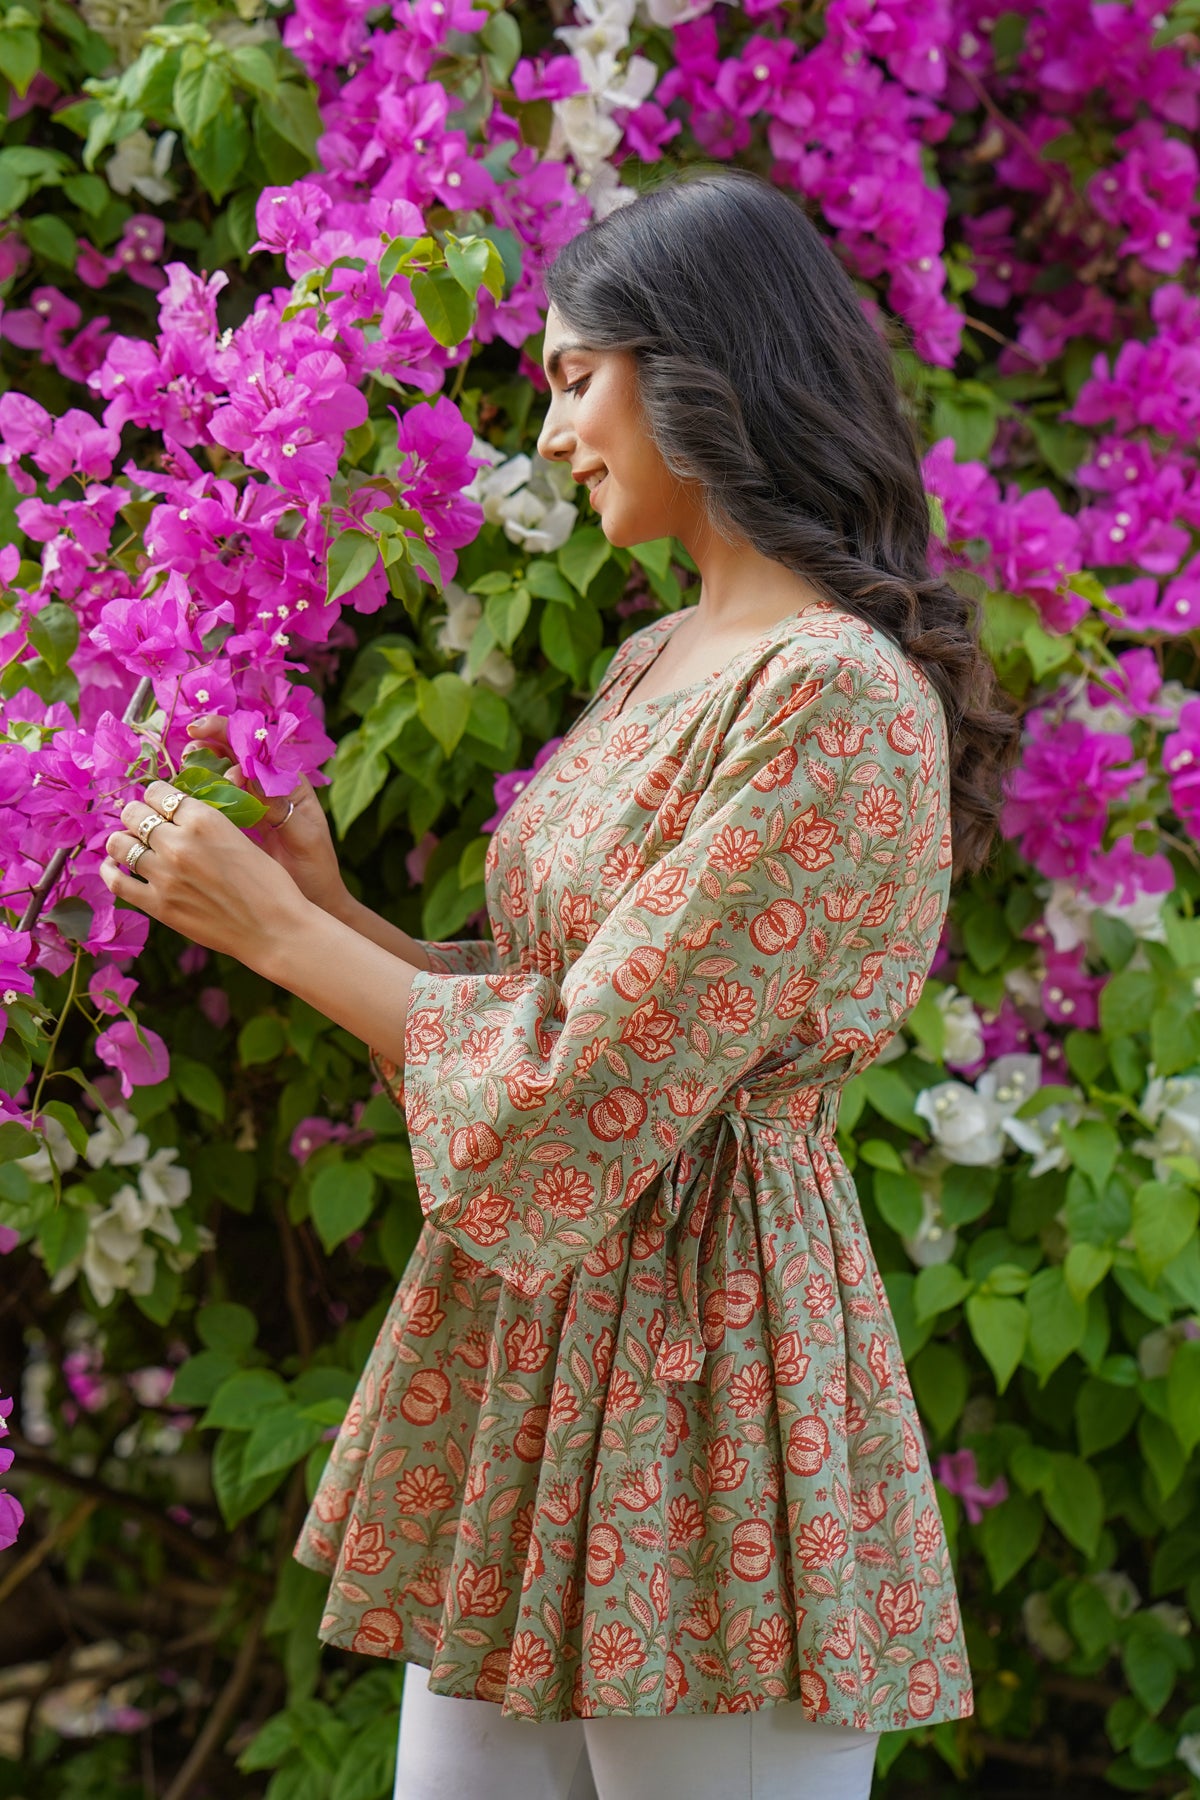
[{"xmin": 101, "ymin": 167, "xmax": 1015, "ymax": 1799}]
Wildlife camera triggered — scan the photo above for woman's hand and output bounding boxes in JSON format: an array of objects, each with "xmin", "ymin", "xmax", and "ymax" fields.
[
  {"xmin": 99, "ymin": 780, "xmax": 311, "ymax": 975},
  {"xmin": 181, "ymin": 715, "xmax": 352, "ymax": 921}
]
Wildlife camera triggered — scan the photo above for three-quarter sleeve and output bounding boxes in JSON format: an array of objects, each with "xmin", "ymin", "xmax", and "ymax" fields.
[{"xmin": 399, "ymin": 644, "xmax": 951, "ymax": 1295}]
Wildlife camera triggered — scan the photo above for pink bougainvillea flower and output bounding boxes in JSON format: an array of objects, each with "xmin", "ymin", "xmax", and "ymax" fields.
[
  {"xmin": 94, "ymin": 1020, "xmax": 171, "ymax": 1097},
  {"xmin": 933, "ymin": 1448, "xmax": 1008, "ymax": 1524}
]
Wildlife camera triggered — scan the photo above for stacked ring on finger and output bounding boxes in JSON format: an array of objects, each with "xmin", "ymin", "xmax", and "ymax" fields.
[
  {"xmin": 136, "ymin": 812, "xmax": 169, "ymax": 847},
  {"xmin": 158, "ymin": 790, "xmax": 184, "ymax": 820},
  {"xmin": 126, "ymin": 842, "xmax": 152, "ymax": 876}
]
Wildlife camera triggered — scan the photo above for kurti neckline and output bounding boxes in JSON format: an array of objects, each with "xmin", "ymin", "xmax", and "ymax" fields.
[{"xmin": 606, "ymin": 599, "xmax": 854, "ymax": 723}]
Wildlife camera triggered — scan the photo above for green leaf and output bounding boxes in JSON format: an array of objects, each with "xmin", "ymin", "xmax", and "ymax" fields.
[
  {"xmin": 38, "ymin": 1203, "xmax": 87, "ymax": 1276},
  {"xmin": 558, "ymin": 526, "xmax": 610, "ymax": 597},
  {"xmin": 230, "ymin": 44, "xmax": 279, "ymax": 94},
  {"xmin": 174, "ymin": 54, "xmax": 233, "ymax": 143},
  {"xmin": 0, "ymin": 1035, "xmax": 32, "ymax": 1097},
  {"xmin": 238, "ymin": 1014, "xmax": 286, "ymax": 1067},
  {"xmin": 211, "ymin": 1429, "xmax": 288, "ymax": 1528},
  {"xmin": 133, "ymin": 1256, "xmax": 181, "ymax": 1325},
  {"xmin": 444, "ymin": 236, "xmax": 491, "ymax": 297},
  {"xmin": 1100, "ymin": 968, "xmax": 1160, "ymax": 1041},
  {"xmin": 910, "ymin": 1341, "xmax": 969, "ymax": 1439},
  {"xmin": 912, "ymin": 1262, "xmax": 971, "ymax": 1323},
  {"xmin": 1122, "ymin": 1616, "xmax": 1181, "ymax": 1716},
  {"xmin": 327, "ymin": 530, "xmax": 380, "ymax": 604},
  {"xmin": 27, "ymin": 602, "xmax": 79, "ymax": 674},
  {"xmin": 169, "ymin": 1349, "xmax": 241, "ymax": 1408},
  {"xmin": 1066, "ymin": 1581, "xmax": 1116, "ymax": 1658},
  {"xmin": 1166, "ymin": 1337, "xmax": 1200, "ymax": 1458},
  {"xmin": 40, "ymin": 1101, "xmax": 89, "ymax": 1156},
  {"xmin": 22, "ymin": 213, "xmax": 76, "ymax": 270},
  {"xmin": 203, "ymin": 1367, "xmax": 289, "ymax": 1429},
  {"xmin": 966, "ymin": 1292, "xmax": 1027, "ymax": 1394},
  {"xmin": 485, "ymin": 586, "xmax": 530, "ymax": 652},
  {"xmin": 524, "ymin": 559, "xmax": 576, "ymax": 603},
  {"xmin": 1024, "ymin": 1265, "xmax": 1087, "ymax": 1384},
  {"xmin": 979, "ymin": 1491, "xmax": 1042, "ymax": 1589},
  {"xmin": 197, "ymin": 1302, "xmax": 258, "ymax": 1357},
  {"xmin": 940, "ymin": 1164, "xmax": 999, "ymax": 1227},
  {"xmin": 1063, "ymin": 1241, "xmax": 1112, "ymax": 1305},
  {"xmin": 185, "ymin": 107, "xmax": 249, "ymax": 203},
  {"xmin": 860, "ymin": 1064, "xmax": 924, "ymax": 1135},
  {"xmin": 1058, "ymin": 1120, "xmax": 1119, "ymax": 1194},
  {"xmin": 1074, "ymin": 1375, "xmax": 1138, "ymax": 1456},
  {"xmin": 0, "ymin": 23, "xmax": 40, "ymax": 96},
  {"xmin": 1132, "ymin": 1181, "xmax": 1199, "ymax": 1283},
  {"xmin": 0, "ymin": 1120, "xmax": 38, "ymax": 1162},
  {"xmin": 872, "ymin": 1167, "xmax": 924, "ymax": 1237},
  {"xmin": 415, "ymin": 673, "xmax": 472, "ymax": 759},
  {"xmin": 243, "ymin": 1406, "xmax": 325, "ymax": 1481},
  {"xmin": 173, "ymin": 1055, "xmax": 226, "ymax": 1122},
  {"xmin": 330, "ymin": 731, "xmax": 389, "ymax": 837},
  {"xmin": 411, "ymin": 267, "xmax": 475, "ymax": 348},
  {"xmin": 268, "ymin": 81, "xmax": 322, "ymax": 161},
  {"xmin": 310, "ymin": 1162, "xmax": 377, "ymax": 1253},
  {"xmin": 328, "ymin": 1714, "xmax": 399, "ymax": 1800},
  {"xmin": 1138, "ymin": 1410, "xmax": 1186, "ymax": 1502},
  {"xmin": 172, "ymin": 764, "xmax": 268, "ymax": 826},
  {"xmin": 1043, "ymin": 1453, "xmax": 1103, "ymax": 1557}
]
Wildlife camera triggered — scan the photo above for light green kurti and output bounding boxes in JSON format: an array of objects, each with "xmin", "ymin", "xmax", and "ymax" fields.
[{"xmin": 295, "ymin": 600, "xmax": 974, "ymax": 1733}]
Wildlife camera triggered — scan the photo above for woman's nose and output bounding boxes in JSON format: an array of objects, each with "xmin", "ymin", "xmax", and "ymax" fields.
[{"xmin": 536, "ymin": 402, "xmax": 572, "ymax": 465}]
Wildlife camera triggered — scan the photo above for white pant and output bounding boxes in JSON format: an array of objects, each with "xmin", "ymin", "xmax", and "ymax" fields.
[{"xmin": 395, "ymin": 1662, "xmax": 880, "ymax": 1800}]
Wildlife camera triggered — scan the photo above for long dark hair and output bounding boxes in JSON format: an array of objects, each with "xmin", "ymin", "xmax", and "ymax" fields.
[{"xmin": 543, "ymin": 166, "xmax": 1018, "ymax": 879}]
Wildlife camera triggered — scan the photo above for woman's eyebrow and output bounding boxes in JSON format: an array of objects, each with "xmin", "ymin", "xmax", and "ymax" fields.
[{"xmin": 545, "ymin": 340, "xmax": 591, "ymax": 380}]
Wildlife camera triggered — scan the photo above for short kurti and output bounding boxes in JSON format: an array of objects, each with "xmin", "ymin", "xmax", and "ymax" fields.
[{"xmin": 294, "ymin": 600, "xmax": 974, "ymax": 1733}]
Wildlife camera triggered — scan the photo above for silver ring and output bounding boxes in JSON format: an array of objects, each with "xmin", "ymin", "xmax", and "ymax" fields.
[
  {"xmin": 126, "ymin": 842, "xmax": 151, "ymax": 875},
  {"xmin": 137, "ymin": 813, "xmax": 168, "ymax": 846},
  {"xmin": 158, "ymin": 790, "xmax": 184, "ymax": 819},
  {"xmin": 270, "ymin": 798, "xmax": 297, "ymax": 830}
]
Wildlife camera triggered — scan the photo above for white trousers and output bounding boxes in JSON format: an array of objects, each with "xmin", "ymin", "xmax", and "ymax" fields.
[{"xmin": 394, "ymin": 1662, "xmax": 880, "ymax": 1800}]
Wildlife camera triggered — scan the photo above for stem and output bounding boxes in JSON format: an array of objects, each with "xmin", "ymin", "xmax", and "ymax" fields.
[
  {"xmin": 160, "ymin": 1612, "xmax": 265, "ymax": 1800},
  {"xmin": 10, "ymin": 1440, "xmax": 271, "ymax": 1594},
  {"xmin": 0, "ymin": 1494, "xmax": 97, "ymax": 1609},
  {"xmin": 18, "ymin": 675, "xmax": 153, "ymax": 933},
  {"xmin": 29, "ymin": 945, "xmax": 83, "ymax": 1122}
]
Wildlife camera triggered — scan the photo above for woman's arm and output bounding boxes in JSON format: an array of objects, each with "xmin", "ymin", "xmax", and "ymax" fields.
[{"xmin": 325, "ymin": 892, "xmax": 434, "ymax": 973}]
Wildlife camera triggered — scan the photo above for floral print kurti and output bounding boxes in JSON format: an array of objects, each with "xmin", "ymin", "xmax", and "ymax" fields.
[{"xmin": 295, "ymin": 600, "xmax": 974, "ymax": 1734}]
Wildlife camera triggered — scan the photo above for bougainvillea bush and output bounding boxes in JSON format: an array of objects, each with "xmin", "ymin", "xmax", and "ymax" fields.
[{"xmin": 1, "ymin": 0, "xmax": 1200, "ymax": 1790}]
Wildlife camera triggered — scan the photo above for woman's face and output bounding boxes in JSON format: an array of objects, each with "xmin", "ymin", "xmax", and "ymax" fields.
[{"xmin": 535, "ymin": 303, "xmax": 694, "ymax": 548}]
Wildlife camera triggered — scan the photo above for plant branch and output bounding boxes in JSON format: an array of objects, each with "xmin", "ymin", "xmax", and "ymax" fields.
[
  {"xmin": 161, "ymin": 1612, "xmax": 265, "ymax": 1800},
  {"xmin": 0, "ymin": 1494, "xmax": 97, "ymax": 1609},
  {"xmin": 10, "ymin": 1441, "xmax": 271, "ymax": 1595}
]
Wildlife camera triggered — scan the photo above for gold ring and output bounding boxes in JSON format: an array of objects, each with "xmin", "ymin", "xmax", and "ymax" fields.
[
  {"xmin": 137, "ymin": 813, "xmax": 168, "ymax": 846},
  {"xmin": 126, "ymin": 842, "xmax": 151, "ymax": 875},
  {"xmin": 158, "ymin": 790, "xmax": 184, "ymax": 820},
  {"xmin": 270, "ymin": 799, "xmax": 297, "ymax": 831}
]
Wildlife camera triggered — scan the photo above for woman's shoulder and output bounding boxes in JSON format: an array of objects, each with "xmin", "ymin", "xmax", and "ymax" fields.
[{"xmin": 757, "ymin": 604, "xmax": 946, "ymax": 733}]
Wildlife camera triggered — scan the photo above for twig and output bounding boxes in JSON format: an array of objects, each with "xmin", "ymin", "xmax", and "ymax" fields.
[
  {"xmin": 275, "ymin": 1193, "xmax": 316, "ymax": 1360},
  {"xmin": 10, "ymin": 1441, "xmax": 270, "ymax": 1595},
  {"xmin": 0, "ymin": 1494, "xmax": 97, "ymax": 1608},
  {"xmin": 19, "ymin": 676, "xmax": 152, "ymax": 933},
  {"xmin": 161, "ymin": 1612, "xmax": 264, "ymax": 1800}
]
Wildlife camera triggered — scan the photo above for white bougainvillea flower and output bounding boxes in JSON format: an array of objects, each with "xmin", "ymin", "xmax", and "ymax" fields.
[
  {"xmin": 84, "ymin": 1106, "xmax": 150, "ymax": 1170},
  {"xmin": 1003, "ymin": 1093, "xmax": 1086, "ymax": 1176},
  {"xmin": 915, "ymin": 1055, "xmax": 1041, "ymax": 1166},
  {"xmin": 1138, "ymin": 1074, "xmax": 1200, "ymax": 1176},
  {"xmin": 935, "ymin": 986, "xmax": 985, "ymax": 1068},
  {"xmin": 1021, "ymin": 1591, "xmax": 1073, "ymax": 1662},
  {"xmin": 16, "ymin": 1115, "xmax": 79, "ymax": 1183}
]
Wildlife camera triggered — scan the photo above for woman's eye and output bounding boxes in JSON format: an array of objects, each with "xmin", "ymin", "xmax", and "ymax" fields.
[{"xmin": 564, "ymin": 377, "xmax": 590, "ymax": 397}]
